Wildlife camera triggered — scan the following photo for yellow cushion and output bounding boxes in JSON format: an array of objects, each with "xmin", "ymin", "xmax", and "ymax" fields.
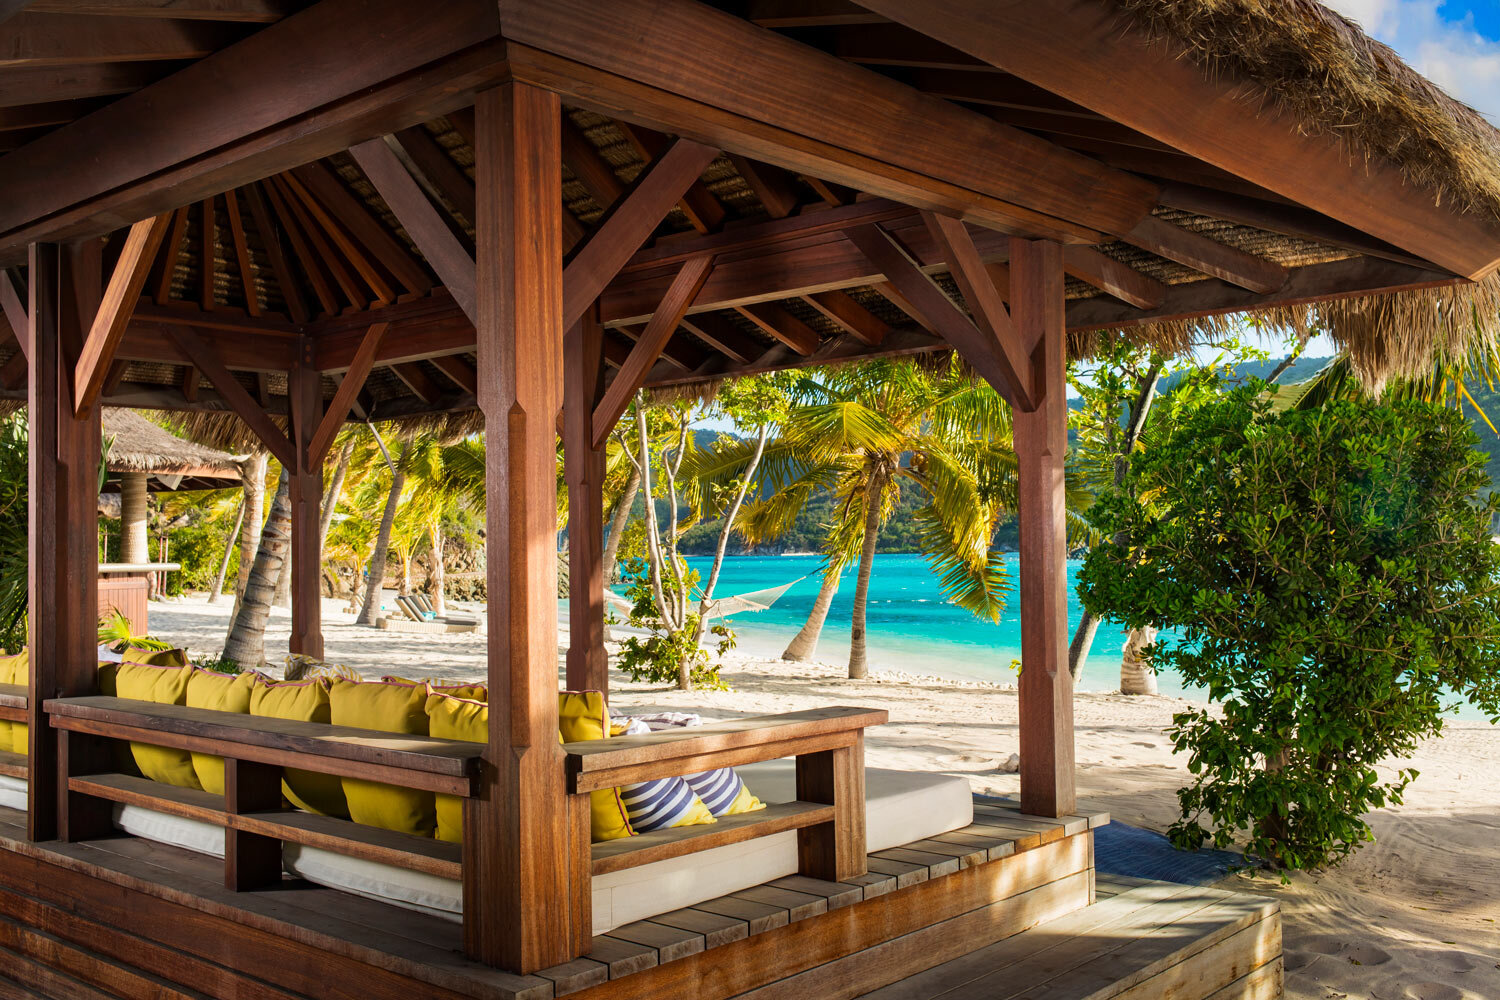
[
  {"xmin": 424, "ymin": 694, "xmax": 486, "ymax": 843},
  {"xmin": 0, "ymin": 651, "xmax": 18, "ymax": 747},
  {"xmin": 329, "ymin": 680, "xmax": 435, "ymax": 837},
  {"xmin": 0, "ymin": 650, "xmax": 24, "ymax": 755},
  {"xmin": 249, "ymin": 680, "xmax": 349, "ymax": 819},
  {"xmin": 431, "ymin": 682, "xmax": 487, "ymax": 702},
  {"xmin": 125, "ymin": 647, "xmax": 189, "ymax": 667},
  {"xmin": 115, "ymin": 661, "xmax": 199, "ymax": 789},
  {"xmin": 558, "ymin": 691, "xmax": 634, "ymax": 843},
  {"xmin": 184, "ymin": 669, "xmax": 255, "ymax": 795}
]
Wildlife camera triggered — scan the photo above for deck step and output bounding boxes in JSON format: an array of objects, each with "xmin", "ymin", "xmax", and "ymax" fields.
[{"xmin": 856, "ymin": 880, "xmax": 1282, "ymax": 999}]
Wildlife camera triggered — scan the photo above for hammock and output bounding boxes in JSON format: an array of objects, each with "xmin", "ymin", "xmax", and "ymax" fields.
[{"xmin": 603, "ymin": 575, "xmax": 806, "ymax": 619}]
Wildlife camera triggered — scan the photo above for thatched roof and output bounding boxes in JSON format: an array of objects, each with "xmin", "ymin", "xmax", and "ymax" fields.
[
  {"xmin": 102, "ymin": 409, "xmax": 244, "ymax": 478},
  {"xmin": 1116, "ymin": 0, "xmax": 1500, "ymax": 223}
]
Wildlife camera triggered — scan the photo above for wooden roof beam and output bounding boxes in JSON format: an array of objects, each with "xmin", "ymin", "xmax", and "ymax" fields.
[
  {"xmin": 309, "ymin": 322, "xmax": 387, "ymax": 464},
  {"xmin": 594, "ymin": 255, "xmax": 713, "ymax": 447},
  {"xmin": 390, "ymin": 361, "xmax": 442, "ymax": 404},
  {"xmin": 0, "ymin": 63, "xmax": 171, "ymax": 109},
  {"xmin": 853, "ymin": 0, "xmax": 1500, "ymax": 278},
  {"xmin": 0, "ymin": 0, "xmax": 505, "ymax": 257},
  {"xmin": 0, "ymin": 269, "xmax": 28, "ymax": 362},
  {"xmin": 25, "ymin": 2, "xmax": 295, "ymax": 21},
  {"xmin": 241, "ymin": 181, "xmax": 307, "ymax": 323},
  {"xmin": 1122, "ymin": 215, "xmax": 1285, "ymax": 295},
  {"xmin": 499, "ymin": 0, "xmax": 1159, "ymax": 243},
  {"xmin": 803, "ymin": 290, "xmax": 889, "ymax": 345},
  {"xmin": 350, "ymin": 137, "xmax": 476, "ymax": 323},
  {"xmin": 616, "ymin": 123, "xmax": 726, "ymax": 234},
  {"xmin": 734, "ymin": 302, "xmax": 819, "ymax": 356},
  {"xmin": 747, "ymin": 1, "xmax": 886, "ymax": 27},
  {"xmin": 0, "ymin": 14, "xmax": 240, "ymax": 68},
  {"xmin": 292, "ymin": 158, "xmax": 434, "ymax": 297},
  {"xmin": 430, "ymin": 354, "xmax": 477, "ymax": 395},
  {"xmin": 1061, "ymin": 245, "xmax": 1165, "ymax": 310},
  {"xmin": 560, "ymin": 117, "xmax": 626, "ymax": 207},
  {"xmin": 563, "ymin": 138, "xmax": 721, "ymax": 329},
  {"xmin": 615, "ymin": 323, "xmax": 709, "ymax": 372},
  {"xmin": 161, "ymin": 323, "xmax": 295, "ymax": 468},
  {"xmin": 222, "ymin": 188, "xmax": 260, "ymax": 316},
  {"xmin": 74, "ymin": 212, "xmax": 174, "ymax": 413},
  {"xmin": 392, "ymin": 125, "xmax": 478, "ymax": 227},
  {"xmin": 727, "ymin": 155, "xmax": 800, "ymax": 219},
  {"xmin": 678, "ymin": 312, "xmax": 763, "ymax": 364}
]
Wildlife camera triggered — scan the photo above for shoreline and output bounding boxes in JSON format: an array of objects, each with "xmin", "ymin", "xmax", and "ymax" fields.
[{"xmin": 146, "ymin": 593, "xmax": 1500, "ymax": 1000}]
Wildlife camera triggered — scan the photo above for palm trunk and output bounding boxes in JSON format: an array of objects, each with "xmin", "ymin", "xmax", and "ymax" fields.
[
  {"xmin": 399, "ymin": 549, "xmax": 411, "ymax": 596},
  {"xmin": 222, "ymin": 468, "xmax": 291, "ymax": 668},
  {"xmin": 1069, "ymin": 362, "xmax": 1164, "ymax": 682},
  {"xmin": 847, "ymin": 469, "xmax": 886, "ymax": 680},
  {"xmin": 783, "ymin": 565, "xmax": 841, "ymax": 662},
  {"xmin": 319, "ymin": 440, "xmax": 353, "ymax": 551},
  {"xmin": 355, "ymin": 467, "xmax": 405, "ymax": 626},
  {"xmin": 429, "ymin": 519, "xmax": 446, "ymax": 616},
  {"xmin": 235, "ymin": 451, "xmax": 268, "ymax": 600},
  {"xmin": 602, "ymin": 466, "xmax": 640, "ymax": 586},
  {"xmin": 1119, "ymin": 626, "xmax": 1158, "ymax": 695},
  {"xmin": 273, "ymin": 540, "xmax": 291, "ymax": 609},
  {"xmin": 207, "ymin": 497, "xmax": 245, "ymax": 604}
]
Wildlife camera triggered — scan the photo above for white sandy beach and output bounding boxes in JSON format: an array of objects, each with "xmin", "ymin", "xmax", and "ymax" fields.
[{"xmin": 151, "ymin": 594, "xmax": 1500, "ymax": 1000}]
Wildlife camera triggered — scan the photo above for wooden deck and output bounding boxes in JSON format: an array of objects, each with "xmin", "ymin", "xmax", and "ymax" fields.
[{"xmin": 0, "ymin": 796, "xmax": 1118, "ymax": 999}]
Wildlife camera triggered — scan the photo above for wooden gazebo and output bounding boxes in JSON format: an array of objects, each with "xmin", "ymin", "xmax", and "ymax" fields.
[{"xmin": 0, "ymin": 2, "xmax": 1497, "ymax": 997}]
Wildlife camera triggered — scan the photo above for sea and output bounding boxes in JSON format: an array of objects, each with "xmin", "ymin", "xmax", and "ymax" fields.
[{"xmin": 660, "ymin": 552, "xmax": 1493, "ymax": 722}]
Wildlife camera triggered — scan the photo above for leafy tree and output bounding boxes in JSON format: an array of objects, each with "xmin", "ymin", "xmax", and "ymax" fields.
[{"xmin": 1078, "ymin": 386, "xmax": 1500, "ymax": 870}]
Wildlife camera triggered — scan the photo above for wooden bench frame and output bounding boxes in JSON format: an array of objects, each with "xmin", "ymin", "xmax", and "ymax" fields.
[
  {"xmin": 0, "ymin": 682, "xmax": 29, "ymax": 780},
  {"xmin": 35, "ymin": 696, "xmax": 886, "ymax": 961}
]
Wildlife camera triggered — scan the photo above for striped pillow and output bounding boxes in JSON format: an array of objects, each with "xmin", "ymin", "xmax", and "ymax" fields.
[
  {"xmin": 611, "ymin": 717, "xmax": 715, "ymax": 832},
  {"xmin": 683, "ymin": 766, "xmax": 765, "ymax": 817}
]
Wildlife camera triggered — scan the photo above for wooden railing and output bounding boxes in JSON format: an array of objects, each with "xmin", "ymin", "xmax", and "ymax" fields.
[
  {"xmin": 563, "ymin": 706, "xmax": 886, "ymax": 883},
  {"xmin": 0, "ymin": 682, "xmax": 27, "ymax": 779}
]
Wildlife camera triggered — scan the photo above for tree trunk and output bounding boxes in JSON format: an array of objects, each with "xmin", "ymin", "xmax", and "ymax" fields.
[
  {"xmin": 602, "ymin": 466, "xmax": 640, "ymax": 586},
  {"xmin": 120, "ymin": 471, "xmax": 150, "ymax": 564},
  {"xmin": 319, "ymin": 439, "xmax": 353, "ymax": 551},
  {"xmin": 207, "ymin": 497, "xmax": 245, "ymax": 604},
  {"xmin": 847, "ymin": 469, "xmax": 886, "ymax": 680},
  {"xmin": 1067, "ymin": 610, "xmax": 1101, "ymax": 684},
  {"xmin": 1119, "ymin": 626, "xmax": 1158, "ymax": 695},
  {"xmin": 399, "ymin": 549, "xmax": 411, "ymax": 596},
  {"xmin": 783, "ymin": 564, "xmax": 840, "ymax": 662},
  {"xmin": 272, "ymin": 539, "xmax": 291, "ymax": 609},
  {"xmin": 235, "ymin": 451, "xmax": 268, "ymax": 600},
  {"xmin": 430, "ymin": 518, "xmax": 446, "ymax": 616},
  {"xmin": 222, "ymin": 468, "xmax": 291, "ymax": 668},
  {"xmin": 355, "ymin": 467, "xmax": 406, "ymax": 626}
]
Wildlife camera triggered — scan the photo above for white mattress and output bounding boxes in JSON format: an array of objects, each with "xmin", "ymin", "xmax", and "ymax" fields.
[
  {"xmin": 101, "ymin": 758, "xmax": 975, "ymax": 935},
  {"xmin": 0, "ymin": 773, "xmax": 25, "ymax": 811}
]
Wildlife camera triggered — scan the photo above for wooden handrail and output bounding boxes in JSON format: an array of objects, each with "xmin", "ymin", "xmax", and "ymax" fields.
[{"xmin": 0, "ymin": 682, "xmax": 25, "ymax": 724}]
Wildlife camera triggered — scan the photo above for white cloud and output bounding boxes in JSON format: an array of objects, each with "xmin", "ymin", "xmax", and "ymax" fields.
[{"xmin": 1322, "ymin": 0, "xmax": 1500, "ymax": 122}]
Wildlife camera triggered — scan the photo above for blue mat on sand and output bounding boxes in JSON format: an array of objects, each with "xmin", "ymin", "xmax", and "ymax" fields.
[{"xmin": 1092, "ymin": 821, "xmax": 1249, "ymax": 885}]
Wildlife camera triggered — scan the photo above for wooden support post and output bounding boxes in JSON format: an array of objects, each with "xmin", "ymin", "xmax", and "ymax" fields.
[
  {"xmin": 794, "ymin": 732, "xmax": 866, "ymax": 882},
  {"xmin": 28, "ymin": 240, "xmax": 103, "ymax": 842},
  {"xmin": 1009, "ymin": 238, "xmax": 1075, "ymax": 818},
  {"xmin": 57, "ymin": 730, "xmax": 113, "ymax": 842},
  {"xmin": 288, "ymin": 346, "xmax": 324, "ymax": 660},
  {"xmin": 564, "ymin": 306, "xmax": 608, "ymax": 693},
  {"xmin": 224, "ymin": 757, "xmax": 284, "ymax": 890},
  {"xmin": 465, "ymin": 81, "xmax": 579, "ymax": 973}
]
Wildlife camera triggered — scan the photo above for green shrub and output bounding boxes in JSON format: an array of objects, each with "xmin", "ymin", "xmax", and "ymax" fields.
[{"xmin": 1079, "ymin": 387, "xmax": 1500, "ymax": 870}]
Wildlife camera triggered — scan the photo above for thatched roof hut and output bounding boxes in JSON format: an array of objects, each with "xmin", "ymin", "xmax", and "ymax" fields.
[{"xmin": 101, "ymin": 409, "xmax": 244, "ymax": 494}]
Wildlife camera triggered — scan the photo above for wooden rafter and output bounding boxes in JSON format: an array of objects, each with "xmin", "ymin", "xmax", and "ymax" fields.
[
  {"xmin": 74, "ymin": 211, "xmax": 174, "ymax": 414},
  {"xmin": 279, "ymin": 171, "xmax": 392, "ymax": 305},
  {"xmin": 390, "ymin": 361, "xmax": 441, "ymax": 404},
  {"xmin": 198, "ymin": 197, "xmax": 217, "ymax": 311},
  {"xmin": 310, "ymin": 322, "xmax": 387, "ymax": 465},
  {"xmin": 727, "ymin": 155, "xmax": 799, "ymax": 219},
  {"xmin": 261, "ymin": 176, "xmax": 341, "ymax": 316},
  {"xmin": 430, "ymin": 354, "xmax": 477, "ymax": 395},
  {"xmin": 615, "ymin": 322, "xmax": 708, "ymax": 372},
  {"xmin": 350, "ymin": 137, "xmax": 476, "ymax": 324},
  {"xmin": 1122, "ymin": 215, "xmax": 1285, "ymax": 295},
  {"xmin": 617, "ymin": 123, "xmax": 726, "ymax": 234},
  {"xmin": 180, "ymin": 364, "xmax": 198, "ymax": 402},
  {"xmin": 0, "ymin": 269, "xmax": 27, "ymax": 361},
  {"xmin": 152, "ymin": 207, "xmax": 190, "ymax": 305},
  {"xmin": 1061, "ymin": 246, "xmax": 1164, "ymax": 310},
  {"xmin": 242, "ymin": 181, "xmax": 307, "ymax": 323},
  {"xmin": 593, "ymin": 255, "xmax": 713, "ymax": 447},
  {"xmin": 679, "ymin": 312, "xmax": 762, "ymax": 364},
  {"xmin": 393, "ymin": 125, "xmax": 478, "ymax": 226},
  {"xmin": 846, "ymin": 221, "xmax": 1031, "ymax": 407},
  {"xmin": 734, "ymin": 302, "xmax": 819, "ymax": 356},
  {"xmin": 804, "ymin": 290, "xmax": 889, "ymax": 345},
  {"xmin": 921, "ymin": 211, "xmax": 1035, "ymax": 407},
  {"xmin": 222, "ymin": 188, "xmax": 260, "ymax": 316},
  {"xmin": 563, "ymin": 138, "xmax": 721, "ymax": 329},
  {"xmin": 291, "ymin": 160, "xmax": 433, "ymax": 298},
  {"xmin": 560, "ymin": 117, "xmax": 625, "ymax": 207},
  {"xmin": 161, "ymin": 323, "xmax": 294, "ymax": 467},
  {"xmin": 0, "ymin": 63, "xmax": 165, "ymax": 109},
  {"xmin": 26, "ymin": 2, "xmax": 296, "ymax": 21},
  {"xmin": 0, "ymin": 13, "xmax": 240, "ymax": 68}
]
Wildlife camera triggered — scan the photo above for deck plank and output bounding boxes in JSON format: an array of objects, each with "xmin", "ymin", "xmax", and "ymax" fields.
[
  {"xmin": 648, "ymin": 907, "xmax": 748, "ymax": 949},
  {"xmin": 732, "ymin": 884, "xmax": 827, "ymax": 922},
  {"xmin": 604, "ymin": 920, "xmax": 704, "ymax": 964},
  {"xmin": 690, "ymin": 895, "xmax": 790, "ymax": 936},
  {"xmin": 766, "ymin": 874, "xmax": 863, "ymax": 909},
  {"xmin": 584, "ymin": 934, "xmax": 657, "ymax": 978},
  {"xmin": 866, "ymin": 854, "xmax": 930, "ymax": 889},
  {"xmin": 843, "ymin": 869, "xmax": 900, "ymax": 898},
  {"xmin": 874, "ymin": 847, "xmax": 960, "ymax": 878}
]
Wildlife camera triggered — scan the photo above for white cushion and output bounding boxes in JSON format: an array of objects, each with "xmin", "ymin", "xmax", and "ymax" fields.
[
  {"xmin": 99, "ymin": 761, "xmax": 974, "ymax": 935},
  {"xmin": 0, "ymin": 774, "xmax": 25, "ymax": 811}
]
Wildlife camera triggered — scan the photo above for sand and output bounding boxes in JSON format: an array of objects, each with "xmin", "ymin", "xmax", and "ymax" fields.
[{"xmin": 151, "ymin": 595, "xmax": 1500, "ymax": 1000}]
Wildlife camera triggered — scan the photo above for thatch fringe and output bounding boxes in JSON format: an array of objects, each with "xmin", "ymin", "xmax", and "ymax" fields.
[
  {"xmin": 156, "ymin": 407, "xmax": 482, "ymax": 460},
  {"xmin": 1113, "ymin": 0, "xmax": 1500, "ymax": 223},
  {"xmin": 101, "ymin": 409, "xmax": 244, "ymax": 474}
]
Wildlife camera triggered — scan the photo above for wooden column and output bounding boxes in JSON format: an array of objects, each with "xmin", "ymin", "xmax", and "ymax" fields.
[
  {"xmin": 288, "ymin": 347, "xmax": 324, "ymax": 660},
  {"xmin": 563, "ymin": 305, "xmax": 608, "ymax": 693},
  {"xmin": 27, "ymin": 240, "xmax": 103, "ymax": 842},
  {"xmin": 465, "ymin": 81, "xmax": 579, "ymax": 973},
  {"xmin": 1009, "ymin": 237, "xmax": 1076, "ymax": 818}
]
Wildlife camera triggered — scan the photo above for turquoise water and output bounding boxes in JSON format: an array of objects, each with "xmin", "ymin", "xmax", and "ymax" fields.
[
  {"xmin": 675, "ymin": 552, "xmax": 1194, "ymax": 696},
  {"xmin": 665, "ymin": 553, "xmax": 1493, "ymax": 722}
]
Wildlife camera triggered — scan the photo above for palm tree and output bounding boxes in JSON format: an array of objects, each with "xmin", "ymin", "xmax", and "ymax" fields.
[
  {"xmin": 353, "ymin": 428, "xmax": 406, "ymax": 627},
  {"xmin": 222, "ymin": 466, "xmax": 291, "ymax": 668},
  {"xmin": 702, "ymin": 358, "xmax": 1020, "ymax": 679}
]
